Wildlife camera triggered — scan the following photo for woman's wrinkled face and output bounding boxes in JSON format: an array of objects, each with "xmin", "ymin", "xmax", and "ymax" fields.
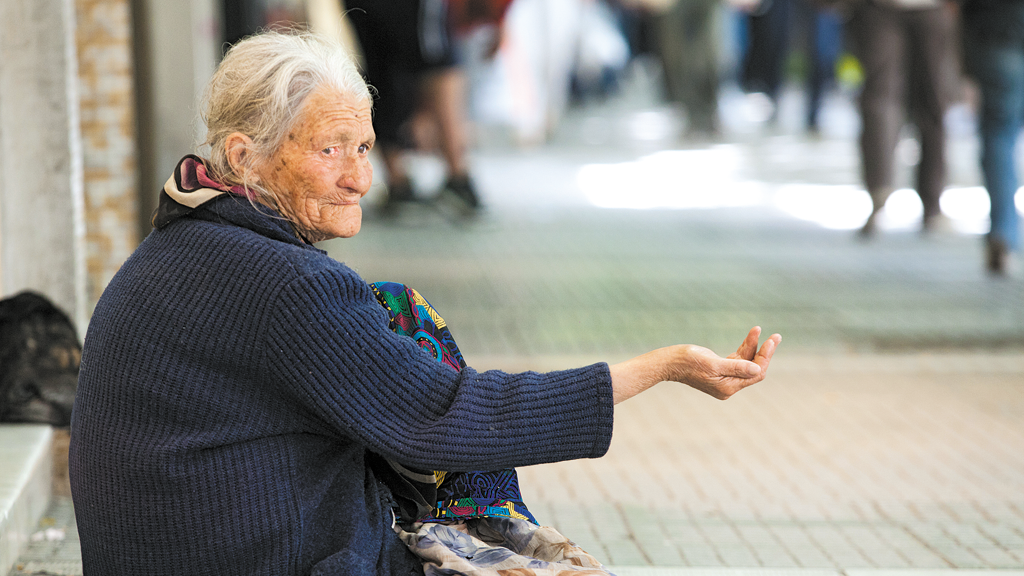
[{"xmin": 257, "ymin": 85, "xmax": 374, "ymax": 242}]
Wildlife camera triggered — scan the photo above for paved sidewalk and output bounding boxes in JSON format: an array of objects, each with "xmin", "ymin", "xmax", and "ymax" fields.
[
  {"xmin": 10, "ymin": 92, "xmax": 1024, "ymax": 574},
  {"xmin": 512, "ymin": 353, "xmax": 1024, "ymax": 570},
  {"xmin": 9, "ymin": 498, "xmax": 79, "ymax": 576}
]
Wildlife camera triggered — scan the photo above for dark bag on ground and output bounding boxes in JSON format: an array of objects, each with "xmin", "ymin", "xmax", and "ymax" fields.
[{"xmin": 0, "ymin": 291, "xmax": 80, "ymax": 426}]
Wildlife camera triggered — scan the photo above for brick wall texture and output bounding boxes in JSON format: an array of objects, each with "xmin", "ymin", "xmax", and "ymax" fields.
[{"xmin": 75, "ymin": 0, "xmax": 138, "ymax": 314}]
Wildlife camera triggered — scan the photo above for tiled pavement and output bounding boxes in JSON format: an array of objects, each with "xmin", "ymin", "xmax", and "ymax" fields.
[
  {"xmin": 9, "ymin": 497, "xmax": 79, "ymax": 576},
  {"xmin": 8, "ymin": 91, "xmax": 1024, "ymax": 574},
  {"xmin": 512, "ymin": 353, "xmax": 1024, "ymax": 570}
]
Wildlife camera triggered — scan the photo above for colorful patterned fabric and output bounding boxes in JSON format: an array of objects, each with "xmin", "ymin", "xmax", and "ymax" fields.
[
  {"xmin": 371, "ymin": 282, "xmax": 465, "ymax": 372},
  {"xmin": 369, "ymin": 282, "xmax": 536, "ymax": 525},
  {"xmin": 370, "ymin": 282, "xmax": 615, "ymax": 574},
  {"xmin": 397, "ymin": 516, "xmax": 617, "ymax": 575},
  {"xmin": 429, "ymin": 469, "xmax": 536, "ymax": 523}
]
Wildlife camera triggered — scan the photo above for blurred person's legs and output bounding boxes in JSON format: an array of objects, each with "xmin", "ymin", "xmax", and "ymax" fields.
[
  {"xmin": 422, "ymin": 66, "xmax": 481, "ymax": 210},
  {"xmin": 905, "ymin": 5, "xmax": 956, "ymax": 231},
  {"xmin": 518, "ymin": 0, "xmax": 584, "ymax": 143},
  {"xmin": 346, "ymin": 0, "xmax": 421, "ymax": 210},
  {"xmin": 347, "ymin": 0, "xmax": 481, "ymax": 214},
  {"xmin": 221, "ymin": 0, "xmax": 264, "ymax": 49},
  {"xmin": 658, "ymin": 0, "xmax": 723, "ymax": 135},
  {"xmin": 806, "ymin": 5, "xmax": 842, "ymax": 132},
  {"xmin": 742, "ymin": 0, "xmax": 792, "ymax": 112},
  {"xmin": 963, "ymin": 6, "xmax": 1024, "ymax": 274},
  {"xmin": 851, "ymin": 2, "xmax": 905, "ymax": 235}
]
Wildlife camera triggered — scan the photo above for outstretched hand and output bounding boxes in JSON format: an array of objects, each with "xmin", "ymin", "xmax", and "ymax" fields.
[
  {"xmin": 672, "ymin": 326, "xmax": 781, "ymax": 400},
  {"xmin": 609, "ymin": 327, "xmax": 781, "ymax": 404}
]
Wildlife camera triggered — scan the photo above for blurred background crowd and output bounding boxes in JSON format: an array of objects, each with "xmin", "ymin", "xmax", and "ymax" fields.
[
  {"xmin": 1, "ymin": 0, "xmax": 1022, "ymax": 337},
  {"xmin": 220, "ymin": 0, "xmax": 1020, "ymax": 271}
]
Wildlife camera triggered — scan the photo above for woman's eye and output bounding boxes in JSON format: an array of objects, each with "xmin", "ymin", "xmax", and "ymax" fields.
[
  {"xmin": 321, "ymin": 146, "xmax": 338, "ymax": 156},
  {"xmin": 358, "ymin": 144, "xmax": 370, "ymax": 154}
]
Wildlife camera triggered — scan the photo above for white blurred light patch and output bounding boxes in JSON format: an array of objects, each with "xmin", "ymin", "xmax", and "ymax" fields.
[
  {"xmin": 580, "ymin": 153, "xmax": 1024, "ymax": 234},
  {"xmin": 939, "ymin": 186, "xmax": 989, "ymax": 234},
  {"xmin": 936, "ymin": 186, "xmax": 1024, "ymax": 234},
  {"xmin": 880, "ymin": 188, "xmax": 924, "ymax": 230},
  {"xmin": 773, "ymin": 184, "xmax": 873, "ymax": 230},
  {"xmin": 627, "ymin": 110, "xmax": 681, "ymax": 142},
  {"xmin": 578, "ymin": 148, "xmax": 765, "ymax": 209}
]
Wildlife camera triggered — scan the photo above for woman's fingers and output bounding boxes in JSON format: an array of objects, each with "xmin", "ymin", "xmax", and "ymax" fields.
[
  {"xmin": 753, "ymin": 333, "xmax": 782, "ymax": 371},
  {"xmin": 730, "ymin": 326, "xmax": 762, "ymax": 361},
  {"xmin": 723, "ymin": 358, "xmax": 763, "ymax": 378},
  {"xmin": 699, "ymin": 362, "xmax": 762, "ymax": 399},
  {"xmin": 715, "ymin": 332, "xmax": 782, "ymax": 399}
]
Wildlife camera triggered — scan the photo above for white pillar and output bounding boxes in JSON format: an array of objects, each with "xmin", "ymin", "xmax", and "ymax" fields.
[
  {"xmin": 0, "ymin": 0, "xmax": 88, "ymax": 333},
  {"xmin": 140, "ymin": 0, "xmax": 219, "ymax": 194},
  {"xmin": 132, "ymin": 0, "xmax": 218, "ymax": 238}
]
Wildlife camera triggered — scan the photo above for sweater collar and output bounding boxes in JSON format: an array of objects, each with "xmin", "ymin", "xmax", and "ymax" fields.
[
  {"xmin": 152, "ymin": 155, "xmax": 311, "ymax": 248},
  {"xmin": 152, "ymin": 155, "xmax": 251, "ymax": 229}
]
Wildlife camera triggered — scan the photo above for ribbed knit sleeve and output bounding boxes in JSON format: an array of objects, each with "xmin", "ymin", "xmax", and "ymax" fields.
[{"xmin": 262, "ymin": 266, "xmax": 615, "ymax": 472}]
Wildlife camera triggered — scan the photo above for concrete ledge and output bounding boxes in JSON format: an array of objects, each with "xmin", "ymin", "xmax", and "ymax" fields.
[
  {"xmin": 0, "ymin": 425, "xmax": 53, "ymax": 575},
  {"xmin": 606, "ymin": 565, "xmax": 839, "ymax": 569},
  {"xmin": 606, "ymin": 565, "xmax": 1024, "ymax": 569},
  {"xmin": 847, "ymin": 572, "xmax": 1024, "ymax": 576}
]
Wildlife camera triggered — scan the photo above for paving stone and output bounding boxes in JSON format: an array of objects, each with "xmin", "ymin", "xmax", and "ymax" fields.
[
  {"xmin": 751, "ymin": 552, "xmax": 800, "ymax": 568},
  {"xmin": 716, "ymin": 547, "xmax": 760, "ymax": 568},
  {"xmin": 641, "ymin": 542, "xmax": 687, "ymax": 567},
  {"xmin": 679, "ymin": 548, "xmax": 725, "ymax": 567},
  {"xmin": 902, "ymin": 554, "xmax": 954, "ymax": 569},
  {"xmin": 605, "ymin": 539, "xmax": 652, "ymax": 567}
]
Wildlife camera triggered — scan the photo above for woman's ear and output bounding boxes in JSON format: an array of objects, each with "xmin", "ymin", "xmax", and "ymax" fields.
[{"xmin": 225, "ymin": 132, "xmax": 257, "ymax": 180}]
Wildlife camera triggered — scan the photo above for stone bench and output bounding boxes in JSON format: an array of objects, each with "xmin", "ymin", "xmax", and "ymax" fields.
[{"xmin": 0, "ymin": 424, "xmax": 53, "ymax": 574}]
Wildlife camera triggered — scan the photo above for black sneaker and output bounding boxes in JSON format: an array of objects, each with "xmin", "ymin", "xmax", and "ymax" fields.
[
  {"xmin": 858, "ymin": 207, "xmax": 881, "ymax": 239},
  {"xmin": 380, "ymin": 180, "xmax": 415, "ymax": 218},
  {"xmin": 440, "ymin": 174, "xmax": 481, "ymax": 212},
  {"xmin": 987, "ymin": 238, "xmax": 1010, "ymax": 276}
]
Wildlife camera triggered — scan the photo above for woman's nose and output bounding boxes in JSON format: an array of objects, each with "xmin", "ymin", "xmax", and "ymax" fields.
[{"xmin": 341, "ymin": 159, "xmax": 373, "ymax": 197}]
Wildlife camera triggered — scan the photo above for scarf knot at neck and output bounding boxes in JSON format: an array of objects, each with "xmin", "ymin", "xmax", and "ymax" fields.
[{"xmin": 153, "ymin": 155, "xmax": 255, "ymax": 229}]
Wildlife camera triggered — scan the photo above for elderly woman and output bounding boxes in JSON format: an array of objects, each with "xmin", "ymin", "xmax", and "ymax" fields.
[{"xmin": 69, "ymin": 31, "xmax": 780, "ymax": 576}]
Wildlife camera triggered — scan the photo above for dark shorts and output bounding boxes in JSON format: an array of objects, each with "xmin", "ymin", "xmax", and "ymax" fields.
[{"xmin": 346, "ymin": 0, "xmax": 457, "ymax": 146}]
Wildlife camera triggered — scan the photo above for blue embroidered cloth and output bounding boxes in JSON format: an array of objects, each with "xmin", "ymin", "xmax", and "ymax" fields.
[{"xmin": 370, "ymin": 282, "xmax": 537, "ymax": 525}]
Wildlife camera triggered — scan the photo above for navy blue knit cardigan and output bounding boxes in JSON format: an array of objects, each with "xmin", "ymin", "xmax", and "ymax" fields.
[{"xmin": 69, "ymin": 193, "xmax": 614, "ymax": 575}]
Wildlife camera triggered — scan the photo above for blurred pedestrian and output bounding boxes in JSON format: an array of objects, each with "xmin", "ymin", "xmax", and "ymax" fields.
[
  {"xmin": 345, "ymin": 0, "xmax": 498, "ymax": 216},
  {"xmin": 650, "ymin": 0, "xmax": 725, "ymax": 136},
  {"xmin": 571, "ymin": 0, "xmax": 632, "ymax": 103},
  {"xmin": 961, "ymin": 0, "xmax": 1024, "ymax": 275},
  {"xmin": 222, "ymin": 0, "xmax": 308, "ymax": 49},
  {"xmin": 221, "ymin": 0, "xmax": 265, "ymax": 49},
  {"xmin": 850, "ymin": 0, "xmax": 959, "ymax": 236},
  {"xmin": 742, "ymin": 0, "xmax": 792, "ymax": 119},
  {"xmin": 740, "ymin": 0, "xmax": 843, "ymax": 132},
  {"xmin": 801, "ymin": 0, "xmax": 844, "ymax": 132}
]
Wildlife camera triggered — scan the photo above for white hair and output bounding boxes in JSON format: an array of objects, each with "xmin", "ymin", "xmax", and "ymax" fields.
[{"xmin": 201, "ymin": 30, "xmax": 371, "ymax": 203}]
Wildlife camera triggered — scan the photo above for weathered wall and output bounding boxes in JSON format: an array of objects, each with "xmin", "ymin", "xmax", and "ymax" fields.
[
  {"xmin": 76, "ymin": 0, "xmax": 139, "ymax": 313},
  {"xmin": 0, "ymin": 0, "xmax": 223, "ymax": 330},
  {"xmin": 0, "ymin": 0, "xmax": 88, "ymax": 331}
]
